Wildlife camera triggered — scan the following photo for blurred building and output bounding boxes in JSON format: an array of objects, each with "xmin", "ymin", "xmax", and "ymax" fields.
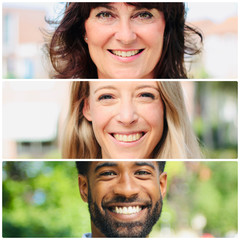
[
  {"xmin": 2, "ymin": 4, "xmax": 51, "ymax": 78},
  {"xmin": 2, "ymin": 82, "xmax": 70, "ymax": 158},
  {"xmin": 189, "ymin": 16, "xmax": 238, "ymax": 78}
]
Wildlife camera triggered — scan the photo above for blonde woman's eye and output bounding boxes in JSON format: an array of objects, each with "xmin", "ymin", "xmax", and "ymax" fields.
[
  {"xmin": 98, "ymin": 94, "xmax": 113, "ymax": 101},
  {"xmin": 140, "ymin": 93, "xmax": 155, "ymax": 99}
]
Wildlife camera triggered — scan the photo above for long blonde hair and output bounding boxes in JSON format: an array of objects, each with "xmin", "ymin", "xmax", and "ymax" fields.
[{"xmin": 62, "ymin": 81, "xmax": 201, "ymax": 158}]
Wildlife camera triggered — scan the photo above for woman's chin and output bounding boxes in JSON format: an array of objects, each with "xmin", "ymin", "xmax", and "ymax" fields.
[
  {"xmin": 98, "ymin": 70, "xmax": 150, "ymax": 79},
  {"xmin": 103, "ymin": 152, "xmax": 149, "ymax": 159}
]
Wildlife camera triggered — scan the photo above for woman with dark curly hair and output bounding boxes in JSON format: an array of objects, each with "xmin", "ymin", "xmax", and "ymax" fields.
[{"xmin": 48, "ymin": 2, "xmax": 202, "ymax": 78}]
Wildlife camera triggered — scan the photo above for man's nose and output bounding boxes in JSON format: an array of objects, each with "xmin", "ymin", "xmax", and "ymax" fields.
[
  {"xmin": 114, "ymin": 19, "xmax": 137, "ymax": 45},
  {"xmin": 113, "ymin": 173, "xmax": 139, "ymax": 198},
  {"xmin": 116, "ymin": 99, "xmax": 138, "ymax": 125}
]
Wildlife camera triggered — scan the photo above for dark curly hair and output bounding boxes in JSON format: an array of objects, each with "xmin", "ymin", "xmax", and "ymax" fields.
[
  {"xmin": 48, "ymin": 2, "xmax": 202, "ymax": 78},
  {"xmin": 76, "ymin": 161, "xmax": 166, "ymax": 176}
]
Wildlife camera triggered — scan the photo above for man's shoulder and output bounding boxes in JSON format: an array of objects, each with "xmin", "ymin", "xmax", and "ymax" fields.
[{"xmin": 82, "ymin": 233, "xmax": 92, "ymax": 238}]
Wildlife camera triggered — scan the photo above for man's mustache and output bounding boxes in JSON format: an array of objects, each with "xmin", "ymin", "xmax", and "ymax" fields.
[{"xmin": 102, "ymin": 195, "xmax": 152, "ymax": 207}]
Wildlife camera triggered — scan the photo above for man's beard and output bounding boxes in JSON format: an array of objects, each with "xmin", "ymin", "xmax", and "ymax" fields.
[{"xmin": 87, "ymin": 187, "xmax": 163, "ymax": 238}]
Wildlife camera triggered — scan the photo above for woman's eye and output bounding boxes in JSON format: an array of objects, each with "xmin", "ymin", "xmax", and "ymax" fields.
[
  {"xmin": 140, "ymin": 93, "xmax": 155, "ymax": 99},
  {"xmin": 98, "ymin": 94, "xmax": 113, "ymax": 101},
  {"xmin": 96, "ymin": 11, "xmax": 114, "ymax": 19},
  {"xmin": 138, "ymin": 11, "xmax": 153, "ymax": 19}
]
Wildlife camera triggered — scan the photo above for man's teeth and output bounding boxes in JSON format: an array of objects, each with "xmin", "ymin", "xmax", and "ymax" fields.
[
  {"xmin": 112, "ymin": 206, "xmax": 142, "ymax": 215},
  {"xmin": 113, "ymin": 133, "xmax": 142, "ymax": 142},
  {"xmin": 112, "ymin": 50, "xmax": 140, "ymax": 57}
]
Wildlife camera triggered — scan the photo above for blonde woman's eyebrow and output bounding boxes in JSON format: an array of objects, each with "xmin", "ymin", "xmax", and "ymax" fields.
[
  {"xmin": 135, "ymin": 85, "xmax": 159, "ymax": 92},
  {"xmin": 94, "ymin": 86, "xmax": 117, "ymax": 94}
]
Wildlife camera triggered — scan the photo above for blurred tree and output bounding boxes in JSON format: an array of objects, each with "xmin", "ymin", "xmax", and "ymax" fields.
[
  {"xmin": 152, "ymin": 161, "xmax": 237, "ymax": 237},
  {"xmin": 3, "ymin": 162, "xmax": 90, "ymax": 237}
]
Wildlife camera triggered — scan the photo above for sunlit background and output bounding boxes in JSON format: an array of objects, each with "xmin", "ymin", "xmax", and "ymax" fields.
[
  {"xmin": 2, "ymin": 2, "xmax": 238, "ymax": 79},
  {"xmin": 2, "ymin": 81, "xmax": 237, "ymax": 159},
  {"xmin": 2, "ymin": 161, "xmax": 238, "ymax": 237},
  {"xmin": 1, "ymin": 2, "xmax": 238, "ymax": 238}
]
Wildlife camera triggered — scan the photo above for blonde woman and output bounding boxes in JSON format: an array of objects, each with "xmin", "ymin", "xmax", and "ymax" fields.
[{"xmin": 62, "ymin": 81, "xmax": 201, "ymax": 159}]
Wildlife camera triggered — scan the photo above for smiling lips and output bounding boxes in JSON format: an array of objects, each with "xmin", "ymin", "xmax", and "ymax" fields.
[
  {"xmin": 113, "ymin": 133, "xmax": 144, "ymax": 142},
  {"xmin": 112, "ymin": 206, "xmax": 142, "ymax": 215},
  {"xmin": 109, "ymin": 49, "xmax": 144, "ymax": 58}
]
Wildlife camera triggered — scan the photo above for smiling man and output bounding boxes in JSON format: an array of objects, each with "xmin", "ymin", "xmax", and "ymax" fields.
[{"xmin": 76, "ymin": 161, "xmax": 167, "ymax": 237}]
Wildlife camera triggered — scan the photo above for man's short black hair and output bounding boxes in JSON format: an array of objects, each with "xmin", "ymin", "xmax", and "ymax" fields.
[{"xmin": 76, "ymin": 161, "xmax": 166, "ymax": 176}]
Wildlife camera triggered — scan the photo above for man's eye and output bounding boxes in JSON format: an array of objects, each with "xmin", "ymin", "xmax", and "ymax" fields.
[
  {"xmin": 98, "ymin": 94, "xmax": 113, "ymax": 101},
  {"xmin": 140, "ymin": 93, "xmax": 155, "ymax": 99},
  {"xmin": 96, "ymin": 11, "xmax": 114, "ymax": 19},
  {"xmin": 136, "ymin": 170, "xmax": 151, "ymax": 175},
  {"xmin": 100, "ymin": 171, "xmax": 116, "ymax": 176}
]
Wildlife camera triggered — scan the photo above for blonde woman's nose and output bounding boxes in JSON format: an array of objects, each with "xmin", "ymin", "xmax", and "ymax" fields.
[
  {"xmin": 114, "ymin": 20, "xmax": 137, "ymax": 44},
  {"xmin": 116, "ymin": 100, "xmax": 138, "ymax": 125}
]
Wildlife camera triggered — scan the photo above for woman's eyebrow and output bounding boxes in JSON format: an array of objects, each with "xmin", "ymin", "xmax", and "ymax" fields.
[
  {"xmin": 133, "ymin": 6, "xmax": 152, "ymax": 11},
  {"xmin": 94, "ymin": 86, "xmax": 116, "ymax": 94},
  {"xmin": 136, "ymin": 85, "xmax": 159, "ymax": 91},
  {"xmin": 95, "ymin": 4, "xmax": 116, "ymax": 11},
  {"xmin": 94, "ymin": 162, "xmax": 117, "ymax": 173}
]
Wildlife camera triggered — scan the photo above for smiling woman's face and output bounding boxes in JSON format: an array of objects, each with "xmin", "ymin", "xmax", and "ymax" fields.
[
  {"xmin": 84, "ymin": 3, "xmax": 165, "ymax": 79},
  {"xmin": 83, "ymin": 81, "xmax": 164, "ymax": 159}
]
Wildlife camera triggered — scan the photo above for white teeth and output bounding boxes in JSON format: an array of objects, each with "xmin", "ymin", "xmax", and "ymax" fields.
[
  {"xmin": 113, "ymin": 206, "xmax": 142, "ymax": 215},
  {"xmin": 111, "ymin": 50, "xmax": 140, "ymax": 57},
  {"xmin": 113, "ymin": 133, "xmax": 142, "ymax": 142}
]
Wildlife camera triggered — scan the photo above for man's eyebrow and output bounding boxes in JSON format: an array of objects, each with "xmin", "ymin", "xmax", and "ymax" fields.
[
  {"xmin": 135, "ymin": 162, "xmax": 156, "ymax": 170},
  {"xmin": 94, "ymin": 162, "xmax": 118, "ymax": 173}
]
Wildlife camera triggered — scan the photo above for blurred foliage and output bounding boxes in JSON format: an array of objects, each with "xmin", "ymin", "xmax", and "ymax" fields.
[
  {"xmin": 151, "ymin": 161, "xmax": 238, "ymax": 237},
  {"xmin": 2, "ymin": 162, "xmax": 90, "ymax": 237},
  {"xmin": 5, "ymin": 73, "xmax": 17, "ymax": 79},
  {"xmin": 3, "ymin": 161, "xmax": 237, "ymax": 237},
  {"xmin": 18, "ymin": 149, "xmax": 62, "ymax": 159}
]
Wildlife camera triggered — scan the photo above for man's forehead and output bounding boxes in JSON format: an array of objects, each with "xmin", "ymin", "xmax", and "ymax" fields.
[{"xmin": 90, "ymin": 161, "xmax": 158, "ymax": 172}]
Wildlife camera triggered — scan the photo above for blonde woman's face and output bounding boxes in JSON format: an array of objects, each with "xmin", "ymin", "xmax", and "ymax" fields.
[
  {"xmin": 84, "ymin": 3, "xmax": 165, "ymax": 79},
  {"xmin": 83, "ymin": 81, "xmax": 164, "ymax": 159}
]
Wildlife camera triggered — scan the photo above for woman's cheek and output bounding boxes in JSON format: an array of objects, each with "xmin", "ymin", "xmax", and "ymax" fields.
[{"xmin": 142, "ymin": 103, "xmax": 163, "ymax": 121}]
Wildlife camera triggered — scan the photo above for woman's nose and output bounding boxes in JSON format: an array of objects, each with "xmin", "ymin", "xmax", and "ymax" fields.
[
  {"xmin": 116, "ymin": 100, "xmax": 138, "ymax": 125},
  {"xmin": 113, "ymin": 173, "xmax": 139, "ymax": 198},
  {"xmin": 114, "ymin": 19, "xmax": 137, "ymax": 45}
]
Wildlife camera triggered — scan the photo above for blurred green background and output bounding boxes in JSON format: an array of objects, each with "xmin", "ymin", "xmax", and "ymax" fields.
[
  {"xmin": 2, "ymin": 161, "xmax": 238, "ymax": 237},
  {"xmin": 193, "ymin": 82, "xmax": 237, "ymax": 159}
]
